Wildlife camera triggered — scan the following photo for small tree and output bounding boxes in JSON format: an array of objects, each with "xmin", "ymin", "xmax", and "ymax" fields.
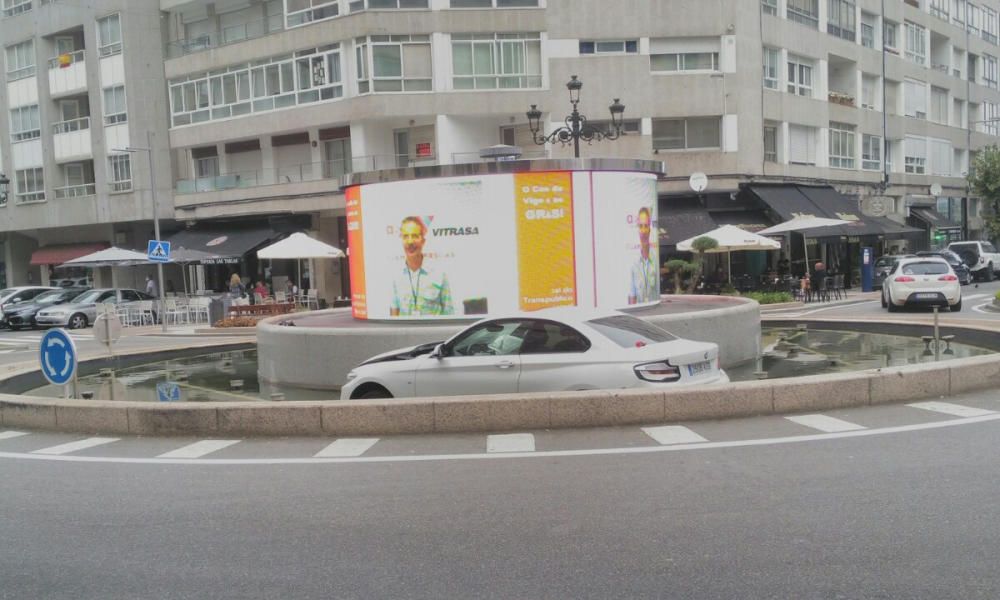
[
  {"xmin": 969, "ymin": 145, "xmax": 1000, "ymax": 242},
  {"xmin": 687, "ymin": 236, "xmax": 720, "ymax": 294},
  {"xmin": 664, "ymin": 259, "xmax": 694, "ymax": 294}
]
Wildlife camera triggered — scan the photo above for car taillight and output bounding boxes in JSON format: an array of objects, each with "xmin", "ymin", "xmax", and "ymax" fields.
[
  {"xmin": 894, "ymin": 276, "xmax": 915, "ymax": 282},
  {"xmin": 634, "ymin": 360, "xmax": 682, "ymax": 383},
  {"xmin": 938, "ymin": 274, "xmax": 958, "ymax": 281}
]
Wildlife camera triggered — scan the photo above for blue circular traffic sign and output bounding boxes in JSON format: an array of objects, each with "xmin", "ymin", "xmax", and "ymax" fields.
[{"xmin": 39, "ymin": 328, "xmax": 77, "ymax": 386}]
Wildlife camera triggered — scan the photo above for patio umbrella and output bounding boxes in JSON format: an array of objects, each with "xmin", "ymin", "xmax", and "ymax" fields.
[
  {"xmin": 676, "ymin": 225, "xmax": 781, "ymax": 283},
  {"xmin": 256, "ymin": 233, "xmax": 345, "ymax": 291},
  {"xmin": 758, "ymin": 217, "xmax": 850, "ymax": 277},
  {"xmin": 56, "ymin": 246, "xmax": 151, "ymax": 268}
]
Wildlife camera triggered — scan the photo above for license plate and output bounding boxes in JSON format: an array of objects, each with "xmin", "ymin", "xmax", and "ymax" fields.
[
  {"xmin": 687, "ymin": 360, "xmax": 712, "ymax": 376},
  {"xmin": 916, "ymin": 293, "xmax": 939, "ymax": 299}
]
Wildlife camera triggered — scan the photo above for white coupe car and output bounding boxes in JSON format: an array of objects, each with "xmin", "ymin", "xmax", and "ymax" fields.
[
  {"xmin": 341, "ymin": 308, "xmax": 729, "ymax": 400},
  {"xmin": 881, "ymin": 256, "xmax": 962, "ymax": 312}
]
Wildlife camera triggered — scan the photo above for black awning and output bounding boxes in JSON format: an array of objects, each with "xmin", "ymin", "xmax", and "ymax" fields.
[
  {"xmin": 165, "ymin": 228, "xmax": 280, "ymax": 264},
  {"xmin": 911, "ymin": 207, "xmax": 962, "ymax": 230},
  {"xmin": 658, "ymin": 203, "xmax": 718, "ymax": 246},
  {"xmin": 746, "ymin": 185, "xmax": 821, "ymax": 221},
  {"xmin": 710, "ymin": 210, "xmax": 774, "ymax": 233}
]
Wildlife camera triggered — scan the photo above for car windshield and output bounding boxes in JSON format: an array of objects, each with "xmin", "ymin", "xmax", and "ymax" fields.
[
  {"xmin": 586, "ymin": 315, "xmax": 677, "ymax": 348},
  {"xmin": 71, "ymin": 290, "xmax": 105, "ymax": 304},
  {"xmin": 901, "ymin": 261, "xmax": 949, "ymax": 275},
  {"xmin": 34, "ymin": 291, "xmax": 69, "ymax": 304},
  {"xmin": 0, "ymin": 288, "xmax": 16, "ymax": 299}
]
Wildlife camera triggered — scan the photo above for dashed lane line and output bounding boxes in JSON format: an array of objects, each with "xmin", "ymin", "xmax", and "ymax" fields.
[
  {"xmin": 907, "ymin": 401, "xmax": 996, "ymax": 418},
  {"xmin": 314, "ymin": 438, "xmax": 379, "ymax": 458},
  {"xmin": 486, "ymin": 433, "xmax": 535, "ymax": 453},
  {"xmin": 157, "ymin": 440, "xmax": 241, "ymax": 459},
  {"xmin": 32, "ymin": 437, "xmax": 120, "ymax": 456},
  {"xmin": 785, "ymin": 414, "xmax": 866, "ymax": 433},
  {"xmin": 641, "ymin": 425, "xmax": 708, "ymax": 445}
]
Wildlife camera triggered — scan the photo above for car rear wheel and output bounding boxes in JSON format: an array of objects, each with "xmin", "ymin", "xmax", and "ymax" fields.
[
  {"xmin": 951, "ymin": 299, "xmax": 962, "ymax": 312},
  {"xmin": 68, "ymin": 313, "xmax": 87, "ymax": 329},
  {"xmin": 886, "ymin": 289, "xmax": 899, "ymax": 312},
  {"xmin": 881, "ymin": 292, "xmax": 887, "ymax": 308},
  {"xmin": 987, "ymin": 264, "xmax": 995, "ymax": 282}
]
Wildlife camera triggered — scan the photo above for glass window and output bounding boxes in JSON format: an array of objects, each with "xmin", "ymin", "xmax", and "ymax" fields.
[
  {"xmin": 787, "ymin": 0, "xmax": 819, "ymax": 28},
  {"xmin": 109, "ymin": 155, "xmax": 132, "ymax": 192},
  {"xmin": 448, "ymin": 320, "xmax": 526, "ymax": 356},
  {"xmin": 884, "ymin": 21, "xmax": 898, "ymax": 50},
  {"xmin": 1, "ymin": 0, "xmax": 31, "ymax": 17},
  {"xmin": 763, "ymin": 47, "xmax": 779, "ymax": 89},
  {"xmin": 579, "ymin": 40, "xmax": 637, "ymax": 55},
  {"xmin": 862, "ymin": 134, "xmax": 881, "ymax": 170},
  {"xmin": 286, "ymin": 0, "xmax": 340, "ymax": 27},
  {"xmin": 861, "ymin": 22, "xmax": 875, "ymax": 48},
  {"xmin": 764, "ymin": 124, "xmax": 778, "ymax": 162},
  {"xmin": 14, "ymin": 167, "xmax": 44, "ymax": 202},
  {"xmin": 103, "ymin": 86, "xmax": 127, "ymax": 125},
  {"xmin": 516, "ymin": 321, "xmax": 592, "ymax": 355},
  {"xmin": 829, "ymin": 121, "xmax": 856, "ymax": 169},
  {"xmin": 789, "ymin": 124, "xmax": 817, "ymax": 164},
  {"xmin": 650, "ymin": 52, "xmax": 719, "ymax": 72},
  {"xmin": 358, "ymin": 35, "xmax": 432, "ymax": 93},
  {"xmin": 452, "ymin": 33, "xmax": 541, "ymax": 90},
  {"xmin": 984, "ymin": 55, "xmax": 998, "ymax": 89},
  {"xmin": 930, "ymin": 0, "xmax": 950, "ymax": 20},
  {"xmin": 762, "ymin": 0, "xmax": 778, "ymax": 15},
  {"xmin": 905, "ymin": 136, "xmax": 927, "ymax": 174},
  {"xmin": 586, "ymin": 315, "xmax": 677, "ymax": 349},
  {"xmin": 861, "ymin": 74, "xmax": 879, "ymax": 109},
  {"xmin": 97, "ymin": 14, "xmax": 122, "ymax": 57},
  {"xmin": 905, "ymin": 21, "xmax": 926, "ymax": 65},
  {"xmin": 5, "ymin": 40, "xmax": 35, "ymax": 80},
  {"xmin": 827, "ymin": 0, "xmax": 856, "ymax": 41},
  {"xmin": 450, "ymin": 0, "xmax": 539, "ymax": 6},
  {"xmin": 652, "ymin": 117, "xmax": 720, "ymax": 150},
  {"xmin": 904, "ymin": 79, "xmax": 927, "ymax": 119},
  {"xmin": 9, "ymin": 104, "xmax": 40, "ymax": 142},
  {"xmin": 787, "ymin": 55, "xmax": 812, "ymax": 96}
]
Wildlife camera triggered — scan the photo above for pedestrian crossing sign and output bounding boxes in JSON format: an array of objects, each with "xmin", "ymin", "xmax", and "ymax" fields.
[{"xmin": 147, "ymin": 240, "xmax": 171, "ymax": 263}]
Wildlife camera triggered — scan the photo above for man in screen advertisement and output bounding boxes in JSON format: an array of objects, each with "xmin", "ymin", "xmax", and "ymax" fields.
[
  {"xmin": 628, "ymin": 206, "xmax": 659, "ymax": 304},
  {"xmin": 390, "ymin": 216, "xmax": 454, "ymax": 316}
]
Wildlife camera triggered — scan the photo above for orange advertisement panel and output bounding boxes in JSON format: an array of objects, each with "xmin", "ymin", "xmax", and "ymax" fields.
[
  {"xmin": 345, "ymin": 186, "xmax": 367, "ymax": 319},
  {"xmin": 514, "ymin": 172, "xmax": 576, "ymax": 311}
]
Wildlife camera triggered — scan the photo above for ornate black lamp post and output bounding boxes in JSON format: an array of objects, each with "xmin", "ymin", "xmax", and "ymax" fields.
[
  {"xmin": 526, "ymin": 75, "xmax": 626, "ymax": 158},
  {"xmin": 0, "ymin": 173, "xmax": 9, "ymax": 205}
]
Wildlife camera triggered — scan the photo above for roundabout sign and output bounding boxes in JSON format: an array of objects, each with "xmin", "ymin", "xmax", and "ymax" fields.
[{"xmin": 39, "ymin": 328, "xmax": 77, "ymax": 387}]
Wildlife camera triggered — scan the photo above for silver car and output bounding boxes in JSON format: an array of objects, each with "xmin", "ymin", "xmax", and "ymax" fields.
[{"xmin": 35, "ymin": 288, "xmax": 152, "ymax": 329}]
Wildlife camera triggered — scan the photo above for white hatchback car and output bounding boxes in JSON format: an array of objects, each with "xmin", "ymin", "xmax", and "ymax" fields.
[
  {"xmin": 881, "ymin": 256, "xmax": 962, "ymax": 312},
  {"xmin": 341, "ymin": 308, "xmax": 729, "ymax": 400}
]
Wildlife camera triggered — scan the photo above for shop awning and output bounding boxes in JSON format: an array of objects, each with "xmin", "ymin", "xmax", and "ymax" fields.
[
  {"xmin": 658, "ymin": 203, "xmax": 718, "ymax": 246},
  {"xmin": 30, "ymin": 242, "xmax": 109, "ymax": 266},
  {"xmin": 710, "ymin": 210, "xmax": 774, "ymax": 233},
  {"xmin": 164, "ymin": 228, "xmax": 279, "ymax": 264},
  {"xmin": 910, "ymin": 207, "xmax": 962, "ymax": 231}
]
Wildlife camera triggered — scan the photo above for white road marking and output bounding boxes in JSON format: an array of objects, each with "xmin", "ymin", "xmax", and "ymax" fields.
[
  {"xmin": 785, "ymin": 414, "xmax": 866, "ymax": 433},
  {"xmin": 963, "ymin": 294, "xmax": 990, "ymax": 301},
  {"xmin": 314, "ymin": 438, "xmax": 379, "ymax": 458},
  {"xmin": 907, "ymin": 401, "xmax": 996, "ymax": 418},
  {"xmin": 642, "ymin": 425, "xmax": 707, "ymax": 445},
  {"xmin": 486, "ymin": 433, "xmax": 535, "ymax": 453},
  {"xmin": 32, "ymin": 437, "xmax": 119, "ymax": 455},
  {"xmin": 0, "ymin": 430, "xmax": 29, "ymax": 441},
  {"xmin": 158, "ymin": 439, "xmax": 241, "ymax": 459}
]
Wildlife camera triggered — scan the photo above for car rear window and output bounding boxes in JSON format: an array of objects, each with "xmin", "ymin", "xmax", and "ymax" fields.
[
  {"xmin": 949, "ymin": 243, "xmax": 977, "ymax": 253},
  {"xmin": 875, "ymin": 257, "xmax": 897, "ymax": 269},
  {"xmin": 900, "ymin": 261, "xmax": 949, "ymax": 275},
  {"xmin": 586, "ymin": 315, "xmax": 677, "ymax": 348}
]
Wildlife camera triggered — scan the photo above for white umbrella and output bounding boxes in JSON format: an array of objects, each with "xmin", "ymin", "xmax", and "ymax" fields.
[
  {"xmin": 676, "ymin": 225, "xmax": 781, "ymax": 284},
  {"xmin": 257, "ymin": 233, "xmax": 345, "ymax": 292},
  {"xmin": 757, "ymin": 216, "xmax": 850, "ymax": 278},
  {"xmin": 56, "ymin": 246, "xmax": 151, "ymax": 268}
]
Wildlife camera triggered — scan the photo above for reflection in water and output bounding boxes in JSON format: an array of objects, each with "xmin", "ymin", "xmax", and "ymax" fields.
[{"xmin": 28, "ymin": 328, "xmax": 993, "ymax": 401}]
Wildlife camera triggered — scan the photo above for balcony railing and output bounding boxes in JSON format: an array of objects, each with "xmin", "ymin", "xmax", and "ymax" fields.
[
  {"xmin": 48, "ymin": 49, "xmax": 84, "ymax": 69},
  {"xmin": 110, "ymin": 180, "xmax": 132, "ymax": 193},
  {"xmin": 828, "ymin": 91, "xmax": 855, "ymax": 107},
  {"xmin": 6, "ymin": 65, "xmax": 35, "ymax": 81},
  {"xmin": 54, "ymin": 183, "xmax": 95, "ymax": 198},
  {"xmin": 164, "ymin": 16, "xmax": 283, "ymax": 59},
  {"xmin": 174, "ymin": 154, "xmax": 438, "ymax": 194},
  {"xmin": 52, "ymin": 116, "xmax": 89, "ymax": 134},
  {"xmin": 15, "ymin": 191, "xmax": 45, "ymax": 203}
]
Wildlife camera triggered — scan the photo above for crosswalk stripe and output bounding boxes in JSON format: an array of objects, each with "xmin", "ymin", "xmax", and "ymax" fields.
[
  {"xmin": 785, "ymin": 414, "xmax": 866, "ymax": 433},
  {"xmin": 486, "ymin": 433, "xmax": 535, "ymax": 453},
  {"xmin": 907, "ymin": 401, "xmax": 996, "ymax": 418},
  {"xmin": 32, "ymin": 437, "xmax": 119, "ymax": 455},
  {"xmin": 314, "ymin": 438, "xmax": 379, "ymax": 458},
  {"xmin": 641, "ymin": 425, "xmax": 707, "ymax": 445},
  {"xmin": 158, "ymin": 440, "xmax": 241, "ymax": 459},
  {"xmin": 0, "ymin": 430, "xmax": 29, "ymax": 441}
]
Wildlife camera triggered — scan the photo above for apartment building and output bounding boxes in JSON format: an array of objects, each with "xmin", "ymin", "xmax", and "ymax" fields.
[{"xmin": 3, "ymin": 0, "xmax": 1000, "ymax": 293}]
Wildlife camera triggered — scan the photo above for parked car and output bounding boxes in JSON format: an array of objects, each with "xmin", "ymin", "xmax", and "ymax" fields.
[
  {"xmin": 881, "ymin": 257, "xmax": 961, "ymax": 312},
  {"xmin": 916, "ymin": 250, "xmax": 972, "ymax": 285},
  {"xmin": 341, "ymin": 308, "xmax": 729, "ymax": 400},
  {"xmin": 0, "ymin": 286, "xmax": 59, "ymax": 324},
  {"xmin": 1, "ymin": 288, "xmax": 91, "ymax": 330},
  {"xmin": 873, "ymin": 255, "xmax": 915, "ymax": 289},
  {"xmin": 35, "ymin": 288, "xmax": 153, "ymax": 329},
  {"xmin": 51, "ymin": 277, "xmax": 93, "ymax": 288},
  {"xmin": 947, "ymin": 241, "xmax": 1000, "ymax": 282}
]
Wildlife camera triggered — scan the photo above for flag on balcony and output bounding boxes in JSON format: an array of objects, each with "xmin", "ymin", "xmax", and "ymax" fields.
[{"xmin": 58, "ymin": 53, "xmax": 72, "ymax": 68}]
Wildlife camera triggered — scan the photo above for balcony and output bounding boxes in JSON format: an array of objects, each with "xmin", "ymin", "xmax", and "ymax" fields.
[
  {"xmin": 52, "ymin": 117, "xmax": 92, "ymax": 162},
  {"xmin": 48, "ymin": 51, "xmax": 87, "ymax": 97},
  {"xmin": 164, "ymin": 15, "xmax": 282, "ymax": 59},
  {"xmin": 54, "ymin": 183, "xmax": 95, "ymax": 199}
]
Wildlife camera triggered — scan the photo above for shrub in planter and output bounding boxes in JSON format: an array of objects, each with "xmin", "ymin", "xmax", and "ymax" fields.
[{"xmin": 742, "ymin": 291, "xmax": 794, "ymax": 305}]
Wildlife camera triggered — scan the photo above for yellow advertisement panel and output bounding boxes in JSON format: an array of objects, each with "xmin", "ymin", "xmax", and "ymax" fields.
[{"xmin": 514, "ymin": 172, "xmax": 576, "ymax": 311}]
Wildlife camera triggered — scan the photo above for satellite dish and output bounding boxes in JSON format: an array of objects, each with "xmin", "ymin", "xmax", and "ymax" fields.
[
  {"xmin": 930, "ymin": 183, "xmax": 943, "ymax": 196},
  {"xmin": 689, "ymin": 172, "xmax": 708, "ymax": 193}
]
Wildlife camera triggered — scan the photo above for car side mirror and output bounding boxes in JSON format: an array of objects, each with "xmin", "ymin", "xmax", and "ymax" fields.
[
  {"xmin": 10, "ymin": 297, "xmax": 20, "ymax": 304},
  {"xmin": 430, "ymin": 343, "xmax": 446, "ymax": 359}
]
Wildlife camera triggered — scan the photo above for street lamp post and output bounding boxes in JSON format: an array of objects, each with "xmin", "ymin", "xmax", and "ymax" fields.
[
  {"xmin": 527, "ymin": 75, "xmax": 626, "ymax": 158},
  {"xmin": 113, "ymin": 131, "xmax": 167, "ymax": 332}
]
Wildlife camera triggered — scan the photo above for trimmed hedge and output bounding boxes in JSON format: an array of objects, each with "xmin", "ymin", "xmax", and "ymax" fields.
[{"xmin": 742, "ymin": 291, "xmax": 795, "ymax": 305}]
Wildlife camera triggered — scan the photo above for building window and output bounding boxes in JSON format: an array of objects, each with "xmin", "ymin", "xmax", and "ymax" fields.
[
  {"xmin": 763, "ymin": 124, "xmax": 778, "ymax": 162},
  {"xmin": 108, "ymin": 155, "xmax": 132, "ymax": 192},
  {"xmin": 787, "ymin": 0, "xmax": 819, "ymax": 28},
  {"xmin": 861, "ymin": 74, "xmax": 879, "ymax": 109},
  {"xmin": 929, "ymin": 139, "xmax": 953, "ymax": 176},
  {"xmin": 930, "ymin": 0, "xmax": 950, "ymax": 20},
  {"xmin": 356, "ymin": 35, "xmax": 432, "ymax": 93},
  {"xmin": 9, "ymin": 104, "xmax": 40, "ymax": 142},
  {"xmin": 1, "ymin": 0, "xmax": 31, "ymax": 17},
  {"xmin": 904, "ymin": 79, "xmax": 927, "ymax": 119},
  {"xmin": 650, "ymin": 51, "xmax": 719, "ymax": 72},
  {"xmin": 968, "ymin": 4, "xmax": 982, "ymax": 36},
  {"xmin": 829, "ymin": 122, "xmax": 856, "ymax": 169},
  {"xmin": 904, "ymin": 21, "xmax": 926, "ymax": 65},
  {"xmin": 789, "ymin": 124, "xmax": 817, "ymax": 165},
  {"xmin": 4, "ymin": 40, "xmax": 34, "ymax": 81},
  {"xmin": 286, "ymin": 0, "xmax": 340, "ymax": 27},
  {"xmin": 579, "ymin": 40, "xmax": 638, "ymax": 55},
  {"xmin": 762, "ymin": 0, "xmax": 777, "ymax": 15},
  {"xmin": 652, "ymin": 117, "xmax": 720, "ymax": 150},
  {"xmin": 827, "ymin": 0, "xmax": 856, "ymax": 41},
  {"xmin": 169, "ymin": 45, "xmax": 343, "ymax": 126},
  {"xmin": 787, "ymin": 55, "xmax": 813, "ymax": 96},
  {"xmin": 763, "ymin": 47, "xmax": 779, "ymax": 89},
  {"xmin": 985, "ymin": 54, "xmax": 998, "ymax": 89},
  {"xmin": 862, "ymin": 134, "xmax": 882, "ymax": 171},
  {"xmin": 904, "ymin": 136, "xmax": 927, "ymax": 174},
  {"xmin": 983, "ymin": 7, "xmax": 998, "ymax": 44},
  {"xmin": 452, "ymin": 33, "xmax": 541, "ymax": 89},
  {"xmin": 349, "ymin": 0, "xmax": 429, "ymax": 10},
  {"xmin": 589, "ymin": 119, "xmax": 641, "ymax": 134},
  {"xmin": 884, "ymin": 21, "xmax": 898, "ymax": 52},
  {"xmin": 14, "ymin": 167, "xmax": 44, "ymax": 203},
  {"xmin": 930, "ymin": 86, "xmax": 949, "ymax": 124},
  {"xmin": 103, "ymin": 86, "xmax": 127, "ymax": 125},
  {"xmin": 97, "ymin": 14, "xmax": 122, "ymax": 57},
  {"xmin": 450, "ymin": 0, "xmax": 540, "ymax": 6},
  {"xmin": 192, "ymin": 146, "xmax": 220, "ymax": 178},
  {"xmin": 983, "ymin": 102, "xmax": 1000, "ymax": 135},
  {"xmin": 861, "ymin": 21, "xmax": 875, "ymax": 48}
]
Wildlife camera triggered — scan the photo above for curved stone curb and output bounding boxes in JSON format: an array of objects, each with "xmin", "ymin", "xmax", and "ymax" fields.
[{"xmin": 2, "ymin": 351, "xmax": 997, "ymax": 437}]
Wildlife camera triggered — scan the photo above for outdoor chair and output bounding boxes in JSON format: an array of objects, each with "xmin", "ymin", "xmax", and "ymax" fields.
[
  {"xmin": 187, "ymin": 297, "xmax": 210, "ymax": 324},
  {"xmin": 304, "ymin": 289, "xmax": 319, "ymax": 310},
  {"xmin": 164, "ymin": 298, "xmax": 188, "ymax": 325},
  {"xmin": 275, "ymin": 291, "xmax": 287, "ymax": 303},
  {"xmin": 134, "ymin": 300, "xmax": 155, "ymax": 326}
]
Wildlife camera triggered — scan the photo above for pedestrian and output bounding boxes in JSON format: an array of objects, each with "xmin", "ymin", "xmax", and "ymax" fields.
[
  {"xmin": 229, "ymin": 273, "xmax": 244, "ymax": 299},
  {"xmin": 145, "ymin": 275, "xmax": 157, "ymax": 297}
]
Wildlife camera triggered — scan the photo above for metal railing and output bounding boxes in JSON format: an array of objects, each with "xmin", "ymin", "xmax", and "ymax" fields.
[
  {"xmin": 54, "ymin": 183, "xmax": 96, "ymax": 199},
  {"xmin": 174, "ymin": 154, "xmax": 438, "ymax": 194},
  {"xmin": 15, "ymin": 191, "xmax": 45, "ymax": 203},
  {"xmin": 110, "ymin": 180, "xmax": 132, "ymax": 193},
  {"xmin": 47, "ymin": 49, "xmax": 84, "ymax": 69},
  {"xmin": 52, "ymin": 116, "xmax": 89, "ymax": 134},
  {"xmin": 450, "ymin": 149, "xmax": 548, "ymax": 163},
  {"xmin": 164, "ymin": 16, "xmax": 283, "ymax": 59}
]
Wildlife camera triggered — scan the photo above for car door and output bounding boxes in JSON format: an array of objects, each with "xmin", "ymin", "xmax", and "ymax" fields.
[
  {"xmin": 414, "ymin": 319, "xmax": 524, "ymax": 397},
  {"xmin": 516, "ymin": 320, "xmax": 598, "ymax": 392}
]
